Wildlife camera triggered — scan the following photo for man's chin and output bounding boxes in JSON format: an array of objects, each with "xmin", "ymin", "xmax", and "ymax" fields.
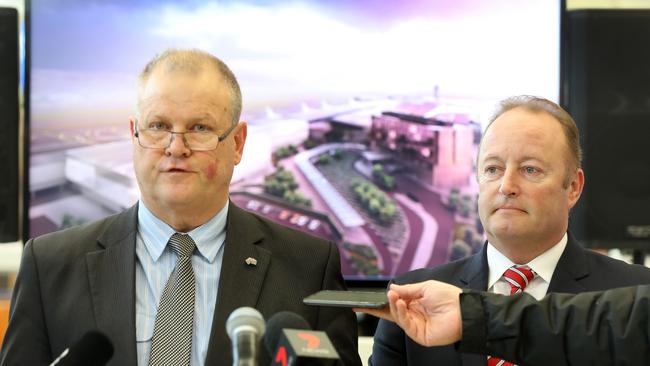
[
  {"xmin": 488, "ymin": 221, "xmax": 528, "ymax": 239},
  {"xmin": 152, "ymin": 189, "xmax": 199, "ymax": 207}
]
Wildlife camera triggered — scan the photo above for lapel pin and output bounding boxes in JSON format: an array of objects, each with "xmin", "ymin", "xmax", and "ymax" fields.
[{"xmin": 245, "ymin": 257, "xmax": 258, "ymax": 266}]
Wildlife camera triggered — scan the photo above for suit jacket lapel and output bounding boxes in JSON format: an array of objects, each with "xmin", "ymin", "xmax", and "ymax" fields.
[
  {"xmin": 547, "ymin": 233, "xmax": 589, "ymax": 293},
  {"xmin": 205, "ymin": 202, "xmax": 270, "ymax": 366},
  {"xmin": 459, "ymin": 244, "xmax": 490, "ymax": 291},
  {"xmin": 459, "ymin": 244, "xmax": 491, "ymax": 366},
  {"xmin": 85, "ymin": 204, "xmax": 139, "ymax": 365}
]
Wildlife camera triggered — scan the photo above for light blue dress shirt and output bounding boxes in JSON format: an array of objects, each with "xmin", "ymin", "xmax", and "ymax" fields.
[{"xmin": 135, "ymin": 201, "xmax": 227, "ymax": 366}]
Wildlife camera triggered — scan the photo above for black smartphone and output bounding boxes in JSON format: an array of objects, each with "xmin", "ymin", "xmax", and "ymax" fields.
[{"xmin": 303, "ymin": 290, "xmax": 388, "ymax": 308}]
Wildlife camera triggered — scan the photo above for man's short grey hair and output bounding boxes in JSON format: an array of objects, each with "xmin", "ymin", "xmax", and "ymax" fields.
[
  {"xmin": 480, "ymin": 95, "xmax": 582, "ymax": 187},
  {"xmin": 138, "ymin": 48, "xmax": 242, "ymax": 126}
]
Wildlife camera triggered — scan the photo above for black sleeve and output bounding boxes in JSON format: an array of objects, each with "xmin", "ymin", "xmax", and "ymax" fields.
[
  {"xmin": 0, "ymin": 239, "xmax": 53, "ymax": 366},
  {"xmin": 316, "ymin": 242, "xmax": 362, "ymax": 366},
  {"xmin": 458, "ymin": 285, "xmax": 650, "ymax": 366}
]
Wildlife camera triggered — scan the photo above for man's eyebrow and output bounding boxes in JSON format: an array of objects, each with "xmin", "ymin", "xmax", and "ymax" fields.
[
  {"xmin": 479, "ymin": 154, "xmax": 503, "ymax": 163},
  {"xmin": 138, "ymin": 114, "xmax": 169, "ymax": 123},
  {"xmin": 144, "ymin": 114, "xmax": 168, "ymax": 121},
  {"xmin": 194, "ymin": 114, "xmax": 218, "ymax": 122},
  {"xmin": 519, "ymin": 156, "xmax": 545, "ymax": 163}
]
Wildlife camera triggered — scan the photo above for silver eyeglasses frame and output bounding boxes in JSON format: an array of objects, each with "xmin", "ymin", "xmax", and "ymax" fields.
[{"xmin": 133, "ymin": 119, "xmax": 238, "ymax": 151}]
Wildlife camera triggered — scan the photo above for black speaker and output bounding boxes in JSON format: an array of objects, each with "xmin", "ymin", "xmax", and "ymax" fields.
[
  {"xmin": 0, "ymin": 7, "xmax": 19, "ymax": 242},
  {"xmin": 563, "ymin": 10, "xmax": 650, "ymax": 249}
]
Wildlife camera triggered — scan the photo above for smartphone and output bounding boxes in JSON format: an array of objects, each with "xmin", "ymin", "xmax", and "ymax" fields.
[{"xmin": 303, "ymin": 290, "xmax": 388, "ymax": 309}]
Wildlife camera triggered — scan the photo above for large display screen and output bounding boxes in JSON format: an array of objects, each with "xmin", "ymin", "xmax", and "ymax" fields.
[{"xmin": 29, "ymin": 0, "xmax": 561, "ymax": 280}]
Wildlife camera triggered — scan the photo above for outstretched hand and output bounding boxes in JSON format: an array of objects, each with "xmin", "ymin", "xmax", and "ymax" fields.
[
  {"xmin": 387, "ymin": 280, "xmax": 463, "ymax": 346},
  {"xmin": 355, "ymin": 280, "xmax": 463, "ymax": 347}
]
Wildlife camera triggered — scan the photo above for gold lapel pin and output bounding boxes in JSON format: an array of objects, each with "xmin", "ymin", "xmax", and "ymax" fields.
[{"xmin": 245, "ymin": 257, "xmax": 258, "ymax": 266}]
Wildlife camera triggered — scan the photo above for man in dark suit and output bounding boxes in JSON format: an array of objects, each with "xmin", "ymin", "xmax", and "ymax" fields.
[
  {"xmin": 369, "ymin": 96, "xmax": 650, "ymax": 366},
  {"xmin": 0, "ymin": 49, "xmax": 361, "ymax": 366}
]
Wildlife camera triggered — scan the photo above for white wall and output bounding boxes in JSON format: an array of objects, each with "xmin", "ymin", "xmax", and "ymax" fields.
[
  {"xmin": 0, "ymin": 0, "xmax": 22, "ymax": 12},
  {"xmin": 568, "ymin": 0, "xmax": 650, "ymax": 9}
]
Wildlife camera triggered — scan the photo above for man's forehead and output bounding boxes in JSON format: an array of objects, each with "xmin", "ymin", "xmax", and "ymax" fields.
[
  {"xmin": 486, "ymin": 108, "xmax": 564, "ymax": 140},
  {"xmin": 140, "ymin": 111, "xmax": 218, "ymax": 121},
  {"xmin": 143, "ymin": 67, "xmax": 223, "ymax": 91},
  {"xmin": 478, "ymin": 120, "xmax": 564, "ymax": 162},
  {"xmin": 490, "ymin": 107, "xmax": 562, "ymax": 131},
  {"xmin": 138, "ymin": 70, "xmax": 230, "ymax": 109},
  {"xmin": 138, "ymin": 92, "xmax": 226, "ymax": 111}
]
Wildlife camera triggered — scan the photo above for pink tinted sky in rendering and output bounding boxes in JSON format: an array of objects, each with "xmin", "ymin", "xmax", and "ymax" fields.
[{"xmin": 30, "ymin": 0, "xmax": 560, "ymax": 127}]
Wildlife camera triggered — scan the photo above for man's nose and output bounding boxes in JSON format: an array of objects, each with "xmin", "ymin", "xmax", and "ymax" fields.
[
  {"xmin": 165, "ymin": 132, "xmax": 191, "ymax": 157},
  {"xmin": 498, "ymin": 168, "xmax": 519, "ymax": 197}
]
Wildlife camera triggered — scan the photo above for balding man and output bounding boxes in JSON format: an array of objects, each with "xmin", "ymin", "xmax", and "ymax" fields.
[
  {"xmin": 1, "ymin": 49, "xmax": 361, "ymax": 366},
  {"xmin": 370, "ymin": 96, "xmax": 650, "ymax": 366}
]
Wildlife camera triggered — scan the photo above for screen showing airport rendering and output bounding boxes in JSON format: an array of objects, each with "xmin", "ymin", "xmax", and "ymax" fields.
[{"xmin": 29, "ymin": 0, "xmax": 561, "ymax": 280}]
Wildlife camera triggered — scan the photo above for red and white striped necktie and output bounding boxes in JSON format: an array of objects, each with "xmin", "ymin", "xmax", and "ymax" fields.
[{"xmin": 487, "ymin": 265, "xmax": 537, "ymax": 366}]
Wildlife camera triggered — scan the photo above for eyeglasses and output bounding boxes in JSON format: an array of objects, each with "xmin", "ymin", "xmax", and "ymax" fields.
[{"xmin": 134, "ymin": 120, "xmax": 237, "ymax": 151}]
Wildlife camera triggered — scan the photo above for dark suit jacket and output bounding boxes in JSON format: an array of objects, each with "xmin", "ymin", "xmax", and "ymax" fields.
[
  {"xmin": 458, "ymin": 285, "xmax": 650, "ymax": 365},
  {"xmin": 370, "ymin": 234, "xmax": 650, "ymax": 366},
  {"xmin": 0, "ymin": 202, "xmax": 361, "ymax": 366}
]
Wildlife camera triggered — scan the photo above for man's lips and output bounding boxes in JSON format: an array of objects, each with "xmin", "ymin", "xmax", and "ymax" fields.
[
  {"xmin": 495, "ymin": 205, "xmax": 526, "ymax": 213},
  {"xmin": 162, "ymin": 167, "xmax": 192, "ymax": 173}
]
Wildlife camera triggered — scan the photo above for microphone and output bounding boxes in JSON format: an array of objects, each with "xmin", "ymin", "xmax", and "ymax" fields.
[
  {"xmin": 264, "ymin": 311, "xmax": 310, "ymax": 356},
  {"xmin": 226, "ymin": 306, "xmax": 266, "ymax": 366},
  {"xmin": 49, "ymin": 330, "xmax": 114, "ymax": 366},
  {"xmin": 265, "ymin": 312, "xmax": 339, "ymax": 366}
]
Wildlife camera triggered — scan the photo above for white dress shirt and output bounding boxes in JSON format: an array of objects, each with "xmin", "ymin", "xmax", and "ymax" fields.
[{"xmin": 486, "ymin": 233, "xmax": 568, "ymax": 300}]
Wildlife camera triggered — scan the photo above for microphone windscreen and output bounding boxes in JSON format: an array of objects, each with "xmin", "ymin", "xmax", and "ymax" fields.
[
  {"xmin": 64, "ymin": 331, "xmax": 113, "ymax": 366},
  {"xmin": 264, "ymin": 311, "xmax": 311, "ymax": 354},
  {"xmin": 226, "ymin": 306, "xmax": 266, "ymax": 341}
]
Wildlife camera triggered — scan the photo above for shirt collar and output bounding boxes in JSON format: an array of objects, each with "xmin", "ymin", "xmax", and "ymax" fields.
[
  {"xmin": 486, "ymin": 232, "xmax": 568, "ymax": 288},
  {"xmin": 137, "ymin": 200, "xmax": 229, "ymax": 263}
]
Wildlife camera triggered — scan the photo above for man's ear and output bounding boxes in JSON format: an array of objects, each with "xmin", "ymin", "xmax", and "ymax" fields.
[
  {"xmin": 567, "ymin": 168, "xmax": 585, "ymax": 209},
  {"xmin": 129, "ymin": 117, "xmax": 136, "ymax": 137},
  {"xmin": 232, "ymin": 122, "xmax": 247, "ymax": 165}
]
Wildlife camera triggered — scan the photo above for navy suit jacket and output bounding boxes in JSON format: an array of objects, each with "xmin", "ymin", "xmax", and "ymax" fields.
[
  {"xmin": 370, "ymin": 234, "xmax": 650, "ymax": 366},
  {"xmin": 0, "ymin": 202, "xmax": 361, "ymax": 366}
]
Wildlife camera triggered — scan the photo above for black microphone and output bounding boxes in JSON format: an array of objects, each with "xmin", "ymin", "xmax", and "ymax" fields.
[
  {"xmin": 264, "ymin": 311, "xmax": 310, "ymax": 355},
  {"xmin": 265, "ymin": 312, "xmax": 339, "ymax": 366},
  {"xmin": 49, "ymin": 330, "xmax": 114, "ymax": 366},
  {"xmin": 226, "ymin": 306, "xmax": 266, "ymax": 366}
]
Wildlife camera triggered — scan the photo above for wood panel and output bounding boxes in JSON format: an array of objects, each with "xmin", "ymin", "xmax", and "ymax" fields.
[{"xmin": 0, "ymin": 299, "xmax": 9, "ymax": 347}]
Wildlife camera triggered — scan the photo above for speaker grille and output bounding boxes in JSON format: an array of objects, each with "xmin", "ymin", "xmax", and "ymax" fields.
[
  {"xmin": 565, "ymin": 10, "xmax": 650, "ymax": 248},
  {"xmin": 0, "ymin": 7, "xmax": 19, "ymax": 242}
]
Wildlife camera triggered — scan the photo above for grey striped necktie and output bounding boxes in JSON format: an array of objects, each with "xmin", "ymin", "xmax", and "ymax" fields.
[{"xmin": 149, "ymin": 233, "xmax": 197, "ymax": 366}]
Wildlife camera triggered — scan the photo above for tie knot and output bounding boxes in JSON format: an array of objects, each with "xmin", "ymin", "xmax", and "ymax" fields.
[
  {"xmin": 503, "ymin": 265, "xmax": 536, "ymax": 294},
  {"xmin": 168, "ymin": 233, "xmax": 196, "ymax": 257}
]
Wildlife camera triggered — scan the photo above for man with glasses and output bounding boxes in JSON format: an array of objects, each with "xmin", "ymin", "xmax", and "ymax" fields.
[{"xmin": 1, "ymin": 49, "xmax": 361, "ymax": 366}]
